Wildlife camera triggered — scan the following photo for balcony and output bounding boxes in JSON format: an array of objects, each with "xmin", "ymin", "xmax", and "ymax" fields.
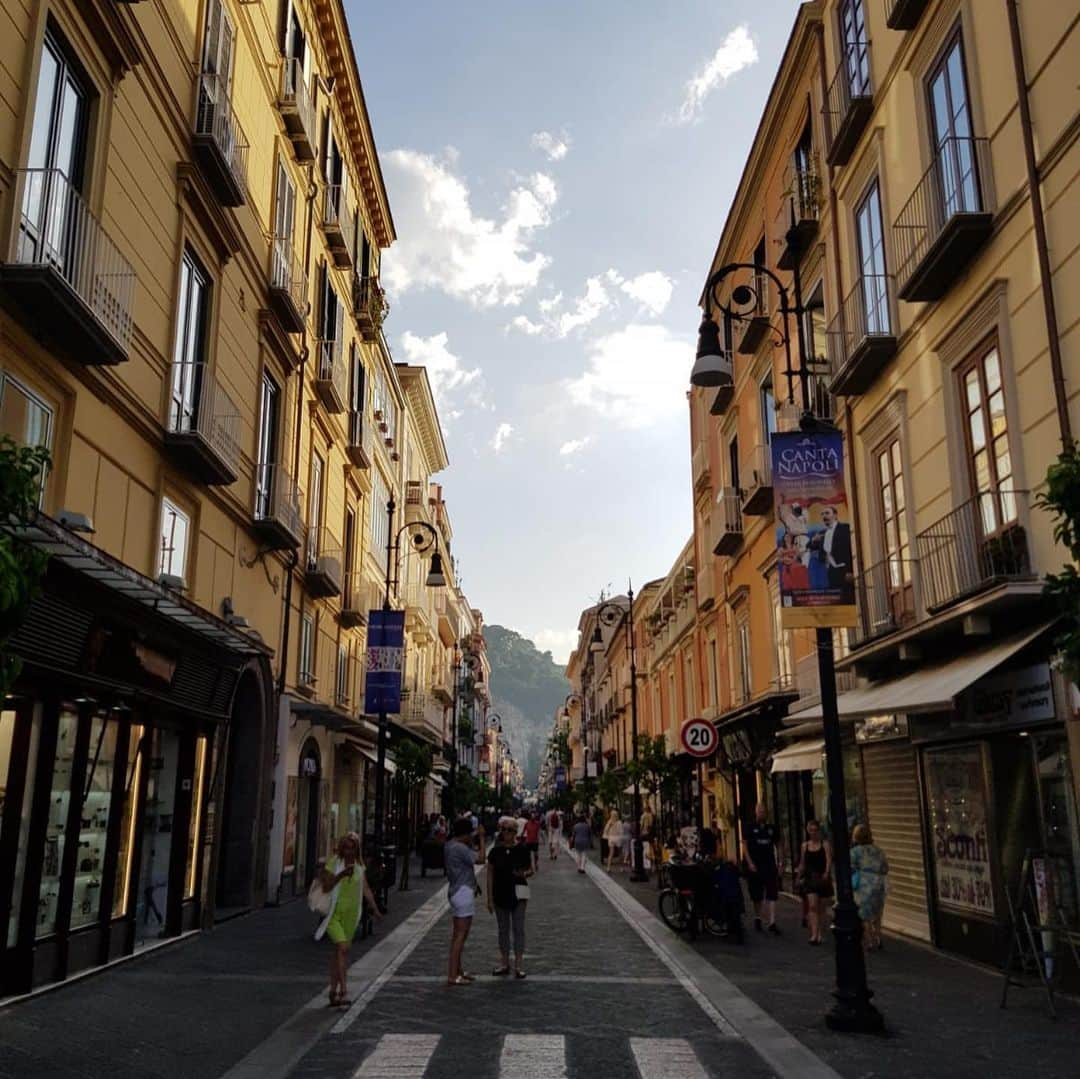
[
  {"xmin": 404, "ymin": 581, "xmax": 433, "ymax": 636},
  {"xmin": 347, "ymin": 410, "xmax": 373, "ymax": 470},
  {"xmin": 849, "ymin": 556, "xmax": 918, "ymax": 649},
  {"xmin": 915, "ymin": 491, "xmax": 1034, "ymax": 612},
  {"xmin": 253, "ymin": 462, "xmax": 303, "ymax": 550},
  {"xmin": 711, "ymin": 488, "xmax": 743, "ymax": 556},
  {"xmin": 894, "ymin": 137, "xmax": 994, "ymax": 302},
  {"xmin": 691, "ymin": 443, "xmax": 711, "ymax": 496},
  {"xmin": 740, "ymin": 444, "xmax": 773, "ymax": 516},
  {"xmin": 164, "ymin": 362, "xmax": 241, "ymax": 485},
  {"xmin": 339, "ymin": 572, "xmax": 368, "ymax": 629},
  {"xmin": 320, "ymin": 185, "xmax": 354, "ymax": 268},
  {"xmin": 826, "ymin": 274, "xmax": 898, "ymax": 396},
  {"xmin": 886, "ymin": 0, "xmax": 932, "ymax": 30},
  {"xmin": 314, "ymin": 336, "xmax": 347, "ymax": 413},
  {"xmin": 278, "ymin": 57, "xmax": 316, "ymax": 161},
  {"xmin": 696, "ymin": 564, "xmax": 714, "ymax": 611},
  {"xmin": 269, "ymin": 235, "xmax": 308, "ymax": 332},
  {"xmin": 305, "ymin": 531, "xmax": 342, "ymax": 599},
  {"xmin": 192, "ymin": 72, "xmax": 248, "ymax": 206},
  {"xmin": 823, "ymin": 43, "xmax": 873, "ymax": 166},
  {"xmin": 778, "ymin": 160, "xmax": 820, "ymax": 270},
  {"xmin": 806, "ymin": 356, "xmax": 836, "ymax": 423},
  {"xmin": 709, "ymin": 339, "xmax": 736, "ymax": 416},
  {"xmin": 352, "ymin": 274, "xmax": 388, "ymax": 340},
  {"xmin": 0, "ymin": 169, "xmax": 135, "ymax": 366},
  {"xmin": 404, "ymin": 480, "xmax": 428, "ymax": 524},
  {"xmin": 735, "ymin": 273, "xmax": 770, "ymax": 355}
]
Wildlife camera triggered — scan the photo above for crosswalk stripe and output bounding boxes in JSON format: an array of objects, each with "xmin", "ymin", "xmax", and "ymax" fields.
[
  {"xmin": 499, "ymin": 1034, "xmax": 567, "ymax": 1079},
  {"xmin": 352, "ymin": 1034, "xmax": 440, "ymax": 1078},
  {"xmin": 630, "ymin": 1037, "xmax": 708, "ymax": 1079}
]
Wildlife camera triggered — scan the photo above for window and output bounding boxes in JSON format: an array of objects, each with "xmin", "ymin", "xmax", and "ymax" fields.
[
  {"xmin": 273, "ymin": 158, "xmax": 296, "ymax": 272},
  {"xmin": 737, "ymin": 614, "xmax": 752, "ymax": 703},
  {"xmin": 728, "ymin": 435, "xmax": 740, "ymax": 491},
  {"xmin": 874, "ymin": 435, "xmax": 913, "ymax": 600},
  {"xmin": 255, "ymin": 372, "xmax": 280, "ymax": 516},
  {"xmin": 707, "ymin": 637, "xmax": 719, "ymax": 709},
  {"xmin": 336, "ymin": 643, "xmax": 349, "ymax": 704},
  {"xmin": 683, "ymin": 652, "xmax": 695, "ymax": 716},
  {"xmin": 855, "ymin": 181, "xmax": 890, "ymax": 334},
  {"xmin": 308, "ymin": 451, "xmax": 324, "ymax": 564},
  {"xmin": 760, "ymin": 375, "xmax": 777, "ymax": 444},
  {"xmin": 318, "ymin": 264, "xmax": 343, "ymax": 344},
  {"xmin": 928, "ymin": 35, "xmax": 979, "ymax": 216},
  {"xmin": 169, "ymin": 251, "xmax": 210, "ymax": 433},
  {"xmin": 668, "ymin": 670, "xmax": 677, "ymax": 726},
  {"xmin": 371, "ymin": 470, "xmax": 390, "ymax": 556},
  {"xmin": 343, "ymin": 507, "xmax": 356, "ymax": 588},
  {"xmin": 960, "ymin": 339, "xmax": 1016, "ymax": 532},
  {"xmin": 159, "ymin": 498, "xmax": 190, "ymax": 580},
  {"xmin": 349, "ymin": 344, "xmax": 365, "ymax": 446},
  {"xmin": 840, "ymin": 0, "xmax": 870, "ymax": 96},
  {"xmin": 770, "ymin": 576, "xmax": 793, "ymax": 689},
  {"xmin": 0, "ymin": 373, "xmax": 53, "ymax": 503},
  {"xmin": 299, "ymin": 613, "xmax": 314, "ymax": 684}
]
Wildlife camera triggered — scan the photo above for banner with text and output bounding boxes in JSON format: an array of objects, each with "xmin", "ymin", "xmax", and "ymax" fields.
[
  {"xmin": 772, "ymin": 429, "xmax": 857, "ymax": 628},
  {"xmin": 364, "ymin": 609, "xmax": 405, "ymax": 715}
]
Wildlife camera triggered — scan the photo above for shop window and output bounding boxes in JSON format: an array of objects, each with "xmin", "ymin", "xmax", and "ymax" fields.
[
  {"xmin": 299, "ymin": 613, "xmax": 314, "ymax": 686},
  {"xmin": 158, "ymin": 498, "xmax": 190, "ymax": 581},
  {"xmin": 184, "ymin": 736, "xmax": 208, "ymax": 900},
  {"xmin": 112, "ymin": 725, "xmax": 144, "ymax": 917},
  {"xmin": 37, "ymin": 708, "xmax": 79, "ymax": 938},
  {"xmin": 2, "ymin": 705, "xmax": 40, "ymax": 947},
  {"xmin": 68, "ymin": 716, "xmax": 118, "ymax": 930},
  {"xmin": 0, "ymin": 372, "xmax": 54, "ymax": 504}
]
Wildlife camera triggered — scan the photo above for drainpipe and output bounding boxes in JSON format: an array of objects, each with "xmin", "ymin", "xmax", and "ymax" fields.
[{"xmin": 1006, "ymin": 0, "xmax": 1071, "ymax": 448}]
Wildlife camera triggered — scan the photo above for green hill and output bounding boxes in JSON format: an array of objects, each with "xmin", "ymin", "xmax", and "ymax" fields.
[{"xmin": 483, "ymin": 625, "xmax": 571, "ymax": 787}]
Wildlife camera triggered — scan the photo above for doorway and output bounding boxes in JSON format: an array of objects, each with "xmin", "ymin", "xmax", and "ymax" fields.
[
  {"xmin": 133, "ymin": 728, "xmax": 180, "ymax": 950},
  {"xmin": 295, "ymin": 739, "xmax": 322, "ymax": 890}
]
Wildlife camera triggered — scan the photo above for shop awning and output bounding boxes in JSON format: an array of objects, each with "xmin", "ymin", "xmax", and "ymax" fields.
[
  {"xmin": 358, "ymin": 746, "xmax": 397, "ymax": 774},
  {"xmin": 770, "ymin": 739, "xmax": 825, "ymax": 774},
  {"xmin": 788, "ymin": 622, "xmax": 1054, "ymax": 724}
]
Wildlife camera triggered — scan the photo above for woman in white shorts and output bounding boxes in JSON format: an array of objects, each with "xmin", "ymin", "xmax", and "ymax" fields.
[{"xmin": 444, "ymin": 817, "xmax": 485, "ymax": 986}]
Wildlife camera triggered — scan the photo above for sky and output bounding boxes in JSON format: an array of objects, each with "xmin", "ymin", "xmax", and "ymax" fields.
[{"xmin": 346, "ymin": 0, "xmax": 803, "ymax": 665}]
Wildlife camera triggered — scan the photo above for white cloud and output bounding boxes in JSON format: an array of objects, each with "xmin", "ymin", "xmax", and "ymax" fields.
[
  {"xmin": 554, "ymin": 273, "xmax": 617, "ymax": 336},
  {"xmin": 399, "ymin": 331, "xmax": 486, "ymax": 419},
  {"xmin": 677, "ymin": 26, "xmax": 759, "ymax": 125},
  {"xmin": 531, "ymin": 130, "xmax": 571, "ymax": 162},
  {"xmin": 559, "ymin": 437, "xmax": 591, "ymax": 456},
  {"xmin": 381, "ymin": 149, "xmax": 558, "ymax": 307},
  {"xmin": 538, "ymin": 292, "xmax": 563, "ymax": 314},
  {"xmin": 491, "ymin": 422, "xmax": 514, "ymax": 453},
  {"xmin": 509, "ymin": 315, "xmax": 545, "ymax": 336},
  {"xmin": 565, "ymin": 323, "xmax": 692, "ymax": 429},
  {"xmin": 532, "ymin": 627, "xmax": 579, "ymax": 665},
  {"xmin": 620, "ymin": 271, "xmax": 674, "ymax": 316}
]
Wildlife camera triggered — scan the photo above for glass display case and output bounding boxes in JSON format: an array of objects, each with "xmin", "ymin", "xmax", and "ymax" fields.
[
  {"xmin": 69, "ymin": 718, "xmax": 117, "ymax": 931},
  {"xmin": 37, "ymin": 709, "xmax": 79, "ymax": 938}
]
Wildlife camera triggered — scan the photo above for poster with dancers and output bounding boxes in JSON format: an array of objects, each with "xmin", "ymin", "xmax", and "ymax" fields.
[{"xmin": 771, "ymin": 430, "xmax": 857, "ymax": 628}]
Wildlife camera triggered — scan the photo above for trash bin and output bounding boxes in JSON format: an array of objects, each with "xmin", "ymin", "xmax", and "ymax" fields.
[{"xmin": 421, "ymin": 839, "xmax": 446, "ymax": 877}]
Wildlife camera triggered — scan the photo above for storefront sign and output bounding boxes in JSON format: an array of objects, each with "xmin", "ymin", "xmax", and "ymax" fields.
[
  {"xmin": 924, "ymin": 744, "xmax": 995, "ymax": 917},
  {"xmin": 855, "ymin": 715, "xmax": 909, "ymax": 744},
  {"xmin": 772, "ymin": 430, "xmax": 857, "ymax": 629},
  {"xmin": 968, "ymin": 664, "xmax": 1054, "ymax": 727},
  {"xmin": 364, "ymin": 610, "xmax": 405, "ymax": 715}
]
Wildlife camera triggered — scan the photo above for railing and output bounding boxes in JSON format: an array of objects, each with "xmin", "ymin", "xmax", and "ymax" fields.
[
  {"xmin": 915, "ymin": 490, "xmax": 1031, "ymax": 611},
  {"xmin": 167, "ymin": 361, "xmax": 241, "ymax": 472},
  {"xmin": 279, "ymin": 56, "xmax": 314, "ymax": 144},
  {"xmin": 792, "ymin": 159, "xmax": 820, "ymax": 224},
  {"xmin": 194, "ymin": 72, "xmax": 248, "ymax": 194},
  {"xmin": 742, "ymin": 444, "xmax": 772, "ymax": 492},
  {"xmin": 826, "ymin": 274, "xmax": 897, "ymax": 378},
  {"xmin": 805, "ymin": 357, "xmax": 835, "ymax": 422},
  {"xmin": 340, "ymin": 571, "xmax": 365, "ymax": 614},
  {"xmin": 893, "ymin": 137, "xmax": 993, "ymax": 294},
  {"xmin": 335, "ymin": 659, "xmax": 351, "ymax": 708},
  {"xmin": 712, "ymin": 487, "xmax": 743, "ymax": 552},
  {"xmin": 254, "ymin": 461, "xmax": 303, "ymax": 539},
  {"xmin": 306, "ymin": 529, "xmax": 342, "ymax": 574},
  {"xmin": 850, "ymin": 556, "xmax": 918, "ymax": 648},
  {"xmin": 316, "ymin": 336, "xmax": 347, "ymax": 405},
  {"xmin": 348, "ymin": 409, "xmax": 374, "ymax": 460},
  {"xmin": 11, "ymin": 168, "xmax": 135, "ymax": 354},
  {"xmin": 824, "ymin": 40, "xmax": 872, "ymax": 150},
  {"xmin": 405, "ymin": 480, "xmax": 425, "ymax": 506},
  {"xmin": 353, "ymin": 274, "xmax": 388, "ymax": 333},
  {"xmin": 322, "ymin": 185, "xmax": 355, "ymax": 251},
  {"xmin": 270, "ymin": 234, "xmax": 308, "ymax": 317},
  {"xmin": 691, "ymin": 444, "xmax": 710, "ymax": 490}
]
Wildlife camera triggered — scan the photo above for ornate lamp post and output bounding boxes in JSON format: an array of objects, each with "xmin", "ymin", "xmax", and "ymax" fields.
[
  {"xmin": 591, "ymin": 584, "xmax": 647, "ymax": 882},
  {"xmin": 691, "ymin": 209, "xmax": 884, "ymax": 1033}
]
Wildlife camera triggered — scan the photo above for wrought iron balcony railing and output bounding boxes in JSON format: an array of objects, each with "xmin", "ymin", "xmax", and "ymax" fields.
[
  {"xmin": 278, "ymin": 57, "xmax": 315, "ymax": 161},
  {"xmin": 305, "ymin": 530, "xmax": 342, "ymax": 598},
  {"xmin": 823, "ymin": 41, "xmax": 873, "ymax": 166},
  {"xmin": 826, "ymin": 273, "xmax": 898, "ymax": 395},
  {"xmin": 711, "ymin": 487, "xmax": 743, "ymax": 556},
  {"xmin": 740, "ymin": 444, "xmax": 773, "ymax": 515},
  {"xmin": 347, "ymin": 409, "xmax": 374, "ymax": 469},
  {"xmin": 193, "ymin": 72, "xmax": 248, "ymax": 206},
  {"xmin": 321, "ymin": 184, "xmax": 355, "ymax": 267},
  {"xmin": 253, "ymin": 461, "xmax": 303, "ymax": 550},
  {"xmin": 849, "ymin": 555, "xmax": 918, "ymax": 649},
  {"xmin": 315, "ymin": 336, "xmax": 347, "ymax": 413},
  {"xmin": 352, "ymin": 274, "xmax": 388, "ymax": 339},
  {"xmin": 269, "ymin": 234, "xmax": 308, "ymax": 332},
  {"xmin": 165, "ymin": 361, "xmax": 241, "ymax": 485}
]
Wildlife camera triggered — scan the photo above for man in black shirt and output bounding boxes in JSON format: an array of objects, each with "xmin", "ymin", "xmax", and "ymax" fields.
[{"xmin": 741, "ymin": 802, "xmax": 782, "ymax": 934}]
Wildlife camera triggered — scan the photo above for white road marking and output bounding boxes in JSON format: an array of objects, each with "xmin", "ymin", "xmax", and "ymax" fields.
[
  {"xmin": 352, "ymin": 1034, "xmax": 440, "ymax": 1078},
  {"xmin": 389, "ymin": 974, "xmax": 678, "ymax": 985},
  {"xmin": 630, "ymin": 1037, "xmax": 708, "ymax": 1079},
  {"xmin": 499, "ymin": 1034, "xmax": 567, "ymax": 1079}
]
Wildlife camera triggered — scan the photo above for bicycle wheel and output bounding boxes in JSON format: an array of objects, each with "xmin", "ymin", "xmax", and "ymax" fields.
[
  {"xmin": 657, "ymin": 863, "xmax": 673, "ymax": 890},
  {"xmin": 658, "ymin": 889, "xmax": 689, "ymax": 932},
  {"xmin": 702, "ymin": 912, "xmax": 728, "ymax": 938}
]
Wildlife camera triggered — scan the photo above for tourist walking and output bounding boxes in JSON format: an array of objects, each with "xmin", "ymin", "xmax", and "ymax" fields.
[
  {"xmin": 795, "ymin": 819, "xmax": 833, "ymax": 945},
  {"xmin": 487, "ymin": 816, "xmax": 532, "ymax": 979},
  {"xmin": 639, "ymin": 802, "xmax": 655, "ymax": 867},
  {"xmin": 570, "ymin": 813, "xmax": 592, "ymax": 873},
  {"xmin": 523, "ymin": 811, "xmax": 542, "ymax": 873},
  {"xmin": 742, "ymin": 803, "xmax": 782, "ymax": 934},
  {"xmin": 547, "ymin": 808, "xmax": 562, "ymax": 860},
  {"xmin": 603, "ymin": 808, "xmax": 624, "ymax": 872},
  {"xmin": 444, "ymin": 818, "xmax": 486, "ymax": 986},
  {"xmin": 314, "ymin": 833, "xmax": 382, "ymax": 1007},
  {"xmin": 851, "ymin": 824, "xmax": 890, "ymax": 951}
]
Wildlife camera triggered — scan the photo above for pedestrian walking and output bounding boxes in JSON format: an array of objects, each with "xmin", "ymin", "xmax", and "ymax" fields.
[
  {"xmin": 639, "ymin": 802, "xmax": 655, "ymax": 868},
  {"xmin": 570, "ymin": 813, "xmax": 592, "ymax": 873},
  {"xmin": 621, "ymin": 815, "xmax": 635, "ymax": 869},
  {"xmin": 444, "ymin": 818, "xmax": 486, "ymax": 986},
  {"xmin": 850, "ymin": 823, "xmax": 889, "ymax": 951},
  {"xmin": 795, "ymin": 819, "xmax": 833, "ymax": 945},
  {"xmin": 523, "ymin": 811, "xmax": 542, "ymax": 873},
  {"xmin": 547, "ymin": 808, "xmax": 562, "ymax": 860},
  {"xmin": 742, "ymin": 803, "xmax": 782, "ymax": 934},
  {"xmin": 603, "ymin": 808, "xmax": 624, "ymax": 872},
  {"xmin": 315, "ymin": 833, "xmax": 382, "ymax": 1007},
  {"xmin": 487, "ymin": 816, "xmax": 532, "ymax": 978}
]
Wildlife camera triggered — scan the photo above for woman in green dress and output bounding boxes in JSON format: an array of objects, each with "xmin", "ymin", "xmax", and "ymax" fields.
[
  {"xmin": 316, "ymin": 833, "xmax": 381, "ymax": 1006},
  {"xmin": 850, "ymin": 823, "xmax": 889, "ymax": 951}
]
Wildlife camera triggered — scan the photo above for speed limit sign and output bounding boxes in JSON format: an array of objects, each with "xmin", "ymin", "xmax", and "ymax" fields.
[{"xmin": 681, "ymin": 718, "xmax": 718, "ymax": 758}]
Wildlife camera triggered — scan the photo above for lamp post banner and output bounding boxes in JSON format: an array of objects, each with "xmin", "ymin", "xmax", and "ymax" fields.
[
  {"xmin": 772, "ymin": 429, "xmax": 857, "ymax": 628},
  {"xmin": 364, "ymin": 609, "xmax": 405, "ymax": 713}
]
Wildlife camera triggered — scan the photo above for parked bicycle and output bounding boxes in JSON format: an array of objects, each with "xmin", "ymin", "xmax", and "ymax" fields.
[{"xmin": 657, "ymin": 857, "xmax": 745, "ymax": 943}]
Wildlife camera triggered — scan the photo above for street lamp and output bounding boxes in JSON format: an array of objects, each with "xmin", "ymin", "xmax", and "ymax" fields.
[
  {"xmin": 693, "ymin": 207, "xmax": 883, "ymax": 1033},
  {"xmin": 372, "ymin": 498, "xmax": 446, "ymax": 857},
  {"xmin": 592, "ymin": 585, "xmax": 647, "ymax": 883}
]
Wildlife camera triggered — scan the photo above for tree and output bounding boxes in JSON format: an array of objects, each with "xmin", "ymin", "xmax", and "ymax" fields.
[
  {"xmin": 596, "ymin": 767, "xmax": 623, "ymax": 810},
  {"xmin": 393, "ymin": 738, "xmax": 433, "ymax": 891},
  {"xmin": 0, "ymin": 438, "xmax": 50, "ymax": 698},
  {"xmin": 626, "ymin": 734, "xmax": 679, "ymax": 831},
  {"xmin": 1036, "ymin": 442, "xmax": 1080, "ymax": 684}
]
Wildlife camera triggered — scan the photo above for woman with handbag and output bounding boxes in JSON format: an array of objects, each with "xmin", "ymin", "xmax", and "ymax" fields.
[
  {"xmin": 795, "ymin": 820, "xmax": 833, "ymax": 945},
  {"xmin": 313, "ymin": 833, "xmax": 382, "ymax": 1006},
  {"xmin": 486, "ymin": 816, "xmax": 532, "ymax": 979}
]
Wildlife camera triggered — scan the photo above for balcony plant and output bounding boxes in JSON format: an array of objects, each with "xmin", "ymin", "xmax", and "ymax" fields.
[{"xmin": 1036, "ymin": 442, "xmax": 1080, "ymax": 684}]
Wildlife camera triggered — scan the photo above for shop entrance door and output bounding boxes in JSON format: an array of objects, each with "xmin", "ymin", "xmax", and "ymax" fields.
[
  {"xmin": 133, "ymin": 728, "xmax": 180, "ymax": 950},
  {"xmin": 295, "ymin": 740, "xmax": 321, "ymax": 892}
]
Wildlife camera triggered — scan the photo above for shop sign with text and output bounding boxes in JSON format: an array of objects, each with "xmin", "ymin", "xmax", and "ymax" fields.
[{"xmin": 364, "ymin": 610, "xmax": 405, "ymax": 715}]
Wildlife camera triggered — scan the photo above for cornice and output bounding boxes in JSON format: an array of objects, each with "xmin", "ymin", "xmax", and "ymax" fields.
[
  {"xmin": 83, "ymin": 0, "xmax": 144, "ymax": 79},
  {"xmin": 177, "ymin": 164, "xmax": 242, "ymax": 264}
]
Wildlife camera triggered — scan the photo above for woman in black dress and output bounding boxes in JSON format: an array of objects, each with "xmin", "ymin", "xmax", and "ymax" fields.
[{"xmin": 796, "ymin": 820, "xmax": 833, "ymax": 945}]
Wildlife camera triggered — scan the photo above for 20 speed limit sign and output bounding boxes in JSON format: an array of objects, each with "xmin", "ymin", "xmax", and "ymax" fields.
[{"xmin": 681, "ymin": 718, "xmax": 718, "ymax": 758}]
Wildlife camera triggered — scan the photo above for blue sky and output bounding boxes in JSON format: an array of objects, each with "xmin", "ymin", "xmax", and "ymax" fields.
[{"xmin": 346, "ymin": 0, "xmax": 802, "ymax": 663}]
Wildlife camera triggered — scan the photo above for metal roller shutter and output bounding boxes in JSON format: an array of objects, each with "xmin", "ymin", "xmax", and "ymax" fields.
[{"xmin": 861, "ymin": 742, "xmax": 931, "ymax": 942}]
